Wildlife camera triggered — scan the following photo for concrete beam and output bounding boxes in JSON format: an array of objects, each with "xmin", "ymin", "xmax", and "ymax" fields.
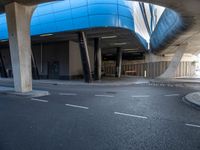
[
  {"xmin": 94, "ymin": 38, "xmax": 102, "ymax": 80},
  {"xmin": 5, "ymin": 2, "xmax": 36, "ymax": 92},
  {"xmin": 159, "ymin": 43, "xmax": 188, "ymax": 78},
  {"xmin": 78, "ymin": 32, "xmax": 92, "ymax": 83},
  {"xmin": 115, "ymin": 47, "xmax": 122, "ymax": 78}
]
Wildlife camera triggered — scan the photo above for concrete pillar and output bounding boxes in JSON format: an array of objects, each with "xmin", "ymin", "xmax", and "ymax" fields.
[
  {"xmin": 78, "ymin": 32, "xmax": 92, "ymax": 83},
  {"xmin": 159, "ymin": 43, "xmax": 188, "ymax": 78},
  {"xmin": 5, "ymin": 2, "xmax": 36, "ymax": 92},
  {"xmin": 115, "ymin": 47, "xmax": 122, "ymax": 78},
  {"xmin": 94, "ymin": 38, "xmax": 102, "ymax": 80}
]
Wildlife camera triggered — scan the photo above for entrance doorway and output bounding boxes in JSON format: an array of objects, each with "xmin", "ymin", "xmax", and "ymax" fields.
[{"xmin": 48, "ymin": 61, "xmax": 60, "ymax": 79}]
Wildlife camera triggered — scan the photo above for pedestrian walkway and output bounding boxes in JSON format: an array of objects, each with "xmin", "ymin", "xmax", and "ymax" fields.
[{"xmin": 0, "ymin": 76, "xmax": 149, "ymax": 87}]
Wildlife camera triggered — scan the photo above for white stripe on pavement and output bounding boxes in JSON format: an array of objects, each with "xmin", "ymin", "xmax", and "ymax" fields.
[
  {"xmin": 30, "ymin": 98, "xmax": 48, "ymax": 103},
  {"xmin": 164, "ymin": 94, "xmax": 180, "ymax": 97},
  {"xmin": 95, "ymin": 95, "xmax": 114, "ymax": 98},
  {"xmin": 185, "ymin": 123, "xmax": 200, "ymax": 128},
  {"xmin": 114, "ymin": 112, "xmax": 147, "ymax": 119},
  {"xmin": 132, "ymin": 95, "xmax": 150, "ymax": 98},
  {"xmin": 65, "ymin": 104, "xmax": 89, "ymax": 109},
  {"xmin": 59, "ymin": 93, "xmax": 77, "ymax": 96}
]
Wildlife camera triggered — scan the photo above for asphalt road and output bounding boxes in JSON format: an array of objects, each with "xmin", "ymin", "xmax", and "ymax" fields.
[{"xmin": 0, "ymin": 82, "xmax": 200, "ymax": 150}]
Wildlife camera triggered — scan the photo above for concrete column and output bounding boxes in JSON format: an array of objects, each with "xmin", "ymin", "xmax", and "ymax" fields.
[
  {"xmin": 115, "ymin": 47, "xmax": 122, "ymax": 78},
  {"xmin": 78, "ymin": 32, "xmax": 92, "ymax": 83},
  {"xmin": 159, "ymin": 43, "xmax": 188, "ymax": 78},
  {"xmin": 94, "ymin": 38, "xmax": 102, "ymax": 80},
  {"xmin": 5, "ymin": 2, "xmax": 36, "ymax": 92}
]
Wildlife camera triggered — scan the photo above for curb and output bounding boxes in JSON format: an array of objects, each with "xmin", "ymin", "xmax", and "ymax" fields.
[
  {"xmin": 149, "ymin": 80, "xmax": 200, "ymax": 89},
  {"xmin": 182, "ymin": 92, "xmax": 200, "ymax": 110},
  {"xmin": 0, "ymin": 87, "xmax": 49, "ymax": 98}
]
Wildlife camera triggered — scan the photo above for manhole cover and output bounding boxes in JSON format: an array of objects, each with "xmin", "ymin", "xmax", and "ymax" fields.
[{"xmin": 106, "ymin": 92, "xmax": 117, "ymax": 94}]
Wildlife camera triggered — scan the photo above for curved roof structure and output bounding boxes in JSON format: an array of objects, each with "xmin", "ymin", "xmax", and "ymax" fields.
[
  {"xmin": 0, "ymin": 0, "xmax": 149, "ymax": 50},
  {"xmin": 0, "ymin": 0, "xmax": 188, "ymax": 53}
]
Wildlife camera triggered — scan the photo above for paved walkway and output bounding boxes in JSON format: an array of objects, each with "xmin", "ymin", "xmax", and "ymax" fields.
[{"xmin": 0, "ymin": 76, "xmax": 149, "ymax": 86}]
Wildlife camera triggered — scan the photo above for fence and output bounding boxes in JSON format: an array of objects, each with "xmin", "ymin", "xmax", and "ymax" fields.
[{"xmin": 103, "ymin": 61, "xmax": 195, "ymax": 78}]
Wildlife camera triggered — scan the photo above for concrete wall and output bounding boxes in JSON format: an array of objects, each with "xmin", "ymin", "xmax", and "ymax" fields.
[
  {"xmin": 32, "ymin": 41, "xmax": 69, "ymax": 79},
  {"xmin": 103, "ymin": 53, "xmax": 197, "ymax": 78},
  {"xmin": 68, "ymin": 40, "xmax": 94, "ymax": 78},
  {"xmin": 103, "ymin": 61, "xmax": 195, "ymax": 78},
  {"xmin": 0, "ymin": 40, "xmax": 95, "ymax": 80},
  {"xmin": 68, "ymin": 41, "xmax": 82, "ymax": 78}
]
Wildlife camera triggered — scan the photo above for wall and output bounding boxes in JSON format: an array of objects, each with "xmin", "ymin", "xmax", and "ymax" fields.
[
  {"xmin": 103, "ymin": 61, "xmax": 195, "ymax": 78},
  {"xmin": 32, "ymin": 41, "xmax": 69, "ymax": 79},
  {"xmin": 103, "ymin": 53, "xmax": 196, "ymax": 78},
  {"xmin": 68, "ymin": 40, "xmax": 94, "ymax": 78},
  {"xmin": 0, "ymin": 40, "xmax": 95, "ymax": 80}
]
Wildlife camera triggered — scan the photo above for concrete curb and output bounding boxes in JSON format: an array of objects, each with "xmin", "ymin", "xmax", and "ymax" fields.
[
  {"xmin": 149, "ymin": 79, "xmax": 200, "ymax": 90},
  {"xmin": 183, "ymin": 92, "xmax": 200, "ymax": 110},
  {"xmin": 0, "ymin": 78, "xmax": 150, "ymax": 87},
  {"xmin": 35, "ymin": 80, "xmax": 150, "ymax": 87},
  {"xmin": 0, "ymin": 86, "xmax": 49, "ymax": 98}
]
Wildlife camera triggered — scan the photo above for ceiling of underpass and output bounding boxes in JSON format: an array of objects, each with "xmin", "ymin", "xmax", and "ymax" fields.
[
  {"xmin": 30, "ymin": 28, "xmax": 144, "ymax": 51},
  {"xmin": 0, "ymin": 27, "xmax": 145, "ymax": 56}
]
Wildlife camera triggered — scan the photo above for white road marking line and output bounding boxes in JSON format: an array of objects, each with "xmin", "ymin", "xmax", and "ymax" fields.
[
  {"xmin": 65, "ymin": 104, "xmax": 89, "ymax": 109},
  {"xmin": 185, "ymin": 123, "xmax": 200, "ymax": 128},
  {"xmin": 95, "ymin": 95, "xmax": 114, "ymax": 98},
  {"xmin": 114, "ymin": 112, "xmax": 148, "ymax": 119},
  {"xmin": 59, "ymin": 93, "xmax": 77, "ymax": 96},
  {"xmin": 132, "ymin": 95, "xmax": 150, "ymax": 98},
  {"xmin": 30, "ymin": 98, "xmax": 48, "ymax": 103},
  {"xmin": 164, "ymin": 94, "xmax": 180, "ymax": 97}
]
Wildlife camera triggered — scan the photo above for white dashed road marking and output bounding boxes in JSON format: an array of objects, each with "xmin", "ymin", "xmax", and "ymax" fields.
[
  {"xmin": 164, "ymin": 94, "xmax": 180, "ymax": 97},
  {"xmin": 114, "ymin": 112, "xmax": 148, "ymax": 119},
  {"xmin": 30, "ymin": 98, "xmax": 48, "ymax": 103},
  {"xmin": 95, "ymin": 95, "xmax": 114, "ymax": 98},
  {"xmin": 59, "ymin": 93, "xmax": 77, "ymax": 96},
  {"xmin": 185, "ymin": 123, "xmax": 200, "ymax": 128},
  {"xmin": 132, "ymin": 95, "xmax": 150, "ymax": 98},
  {"xmin": 65, "ymin": 104, "xmax": 89, "ymax": 109}
]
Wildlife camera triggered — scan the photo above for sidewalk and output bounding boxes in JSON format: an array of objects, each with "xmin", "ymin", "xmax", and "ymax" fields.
[
  {"xmin": 0, "ymin": 76, "xmax": 150, "ymax": 87},
  {"xmin": 35, "ymin": 76, "xmax": 149, "ymax": 86}
]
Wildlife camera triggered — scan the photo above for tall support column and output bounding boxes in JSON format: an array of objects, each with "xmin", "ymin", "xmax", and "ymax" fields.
[
  {"xmin": 159, "ymin": 43, "xmax": 188, "ymax": 78},
  {"xmin": 94, "ymin": 38, "xmax": 102, "ymax": 80},
  {"xmin": 78, "ymin": 32, "xmax": 92, "ymax": 83},
  {"xmin": 5, "ymin": 2, "xmax": 36, "ymax": 92},
  {"xmin": 115, "ymin": 47, "xmax": 122, "ymax": 78}
]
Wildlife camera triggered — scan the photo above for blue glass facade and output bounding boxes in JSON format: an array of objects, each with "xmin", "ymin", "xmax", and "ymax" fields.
[
  {"xmin": 150, "ymin": 8, "xmax": 183, "ymax": 50},
  {"xmin": 0, "ymin": 0, "xmax": 182, "ymax": 51},
  {"xmin": 0, "ymin": 0, "xmax": 135, "ymax": 40}
]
